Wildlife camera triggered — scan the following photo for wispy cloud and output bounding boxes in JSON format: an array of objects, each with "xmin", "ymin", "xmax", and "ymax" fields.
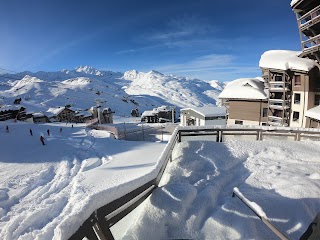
[
  {"xmin": 156, "ymin": 54, "xmax": 260, "ymax": 81},
  {"xmin": 117, "ymin": 15, "xmax": 221, "ymax": 54},
  {"xmin": 158, "ymin": 54, "xmax": 235, "ymax": 72}
]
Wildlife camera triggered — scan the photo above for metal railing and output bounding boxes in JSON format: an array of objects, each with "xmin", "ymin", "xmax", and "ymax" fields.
[{"xmin": 69, "ymin": 126, "xmax": 320, "ymax": 239}]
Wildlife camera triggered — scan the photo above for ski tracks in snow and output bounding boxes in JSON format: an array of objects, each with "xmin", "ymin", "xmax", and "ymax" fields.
[{"xmin": 0, "ymin": 160, "xmax": 83, "ymax": 240}]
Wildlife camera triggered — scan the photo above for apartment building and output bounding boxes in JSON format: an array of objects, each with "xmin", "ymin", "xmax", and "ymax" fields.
[
  {"xmin": 260, "ymin": 50, "xmax": 319, "ymax": 127},
  {"xmin": 219, "ymin": 0, "xmax": 320, "ymax": 128}
]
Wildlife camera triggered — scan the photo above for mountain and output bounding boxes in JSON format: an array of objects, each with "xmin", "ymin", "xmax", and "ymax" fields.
[{"xmin": 0, "ymin": 67, "xmax": 226, "ymax": 116}]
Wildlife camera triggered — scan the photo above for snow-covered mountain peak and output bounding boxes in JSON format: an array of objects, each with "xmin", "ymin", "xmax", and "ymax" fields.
[
  {"xmin": 74, "ymin": 66, "xmax": 103, "ymax": 76},
  {"xmin": 147, "ymin": 70, "xmax": 163, "ymax": 76},
  {"xmin": 123, "ymin": 70, "xmax": 142, "ymax": 80}
]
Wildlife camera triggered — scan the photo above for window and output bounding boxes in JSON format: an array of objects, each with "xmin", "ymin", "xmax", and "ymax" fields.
[
  {"xmin": 315, "ymin": 95, "xmax": 320, "ymax": 105},
  {"xmin": 294, "ymin": 75, "xmax": 301, "ymax": 86},
  {"xmin": 261, "ymin": 123, "xmax": 267, "ymax": 126},
  {"xmin": 235, "ymin": 120, "xmax": 243, "ymax": 125},
  {"xmin": 293, "ymin": 111, "xmax": 300, "ymax": 122},
  {"xmin": 294, "ymin": 93, "xmax": 301, "ymax": 104},
  {"xmin": 275, "ymin": 75, "xmax": 283, "ymax": 81},
  {"xmin": 262, "ymin": 108, "xmax": 268, "ymax": 118}
]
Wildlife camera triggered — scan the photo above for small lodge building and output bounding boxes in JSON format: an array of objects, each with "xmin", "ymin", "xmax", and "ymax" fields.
[
  {"xmin": 47, "ymin": 107, "xmax": 77, "ymax": 122},
  {"xmin": 32, "ymin": 112, "xmax": 49, "ymax": 123},
  {"xmin": 141, "ymin": 106, "xmax": 176, "ymax": 123},
  {"xmin": 219, "ymin": 78, "xmax": 269, "ymax": 126},
  {"xmin": 180, "ymin": 106, "xmax": 226, "ymax": 126}
]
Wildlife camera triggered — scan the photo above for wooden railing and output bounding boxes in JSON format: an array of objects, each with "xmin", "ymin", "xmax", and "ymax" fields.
[
  {"xmin": 69, "ymin": 126, "xmax": 320, "ymax": 239},
  {"xmin": 298, "ymin": 5, "xmax": 320, "ymax": 31},
  {"xmin": 69, "ymin": 127, "xmax": 180, "ymax": 240},
  {"xmin": 302, "ymin": 33, "xmax": 320, "ymax": 54}
]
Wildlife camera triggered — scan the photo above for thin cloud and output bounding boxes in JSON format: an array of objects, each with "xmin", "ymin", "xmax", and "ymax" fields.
[
  {"xmin": 158, "ymin": 54, "xmax": 235, "ymax": 72},
  {"xmin": 156, "ymin": 54, "xmax": 260, "ymax": 81}
]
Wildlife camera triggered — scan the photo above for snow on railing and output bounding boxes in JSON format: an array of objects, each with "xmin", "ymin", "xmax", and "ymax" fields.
[{"xmin": 68, "ymin": 126, "xmax": 320, "ymax": 240}]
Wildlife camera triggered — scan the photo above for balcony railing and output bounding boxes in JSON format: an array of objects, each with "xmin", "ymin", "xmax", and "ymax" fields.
[
  {"xmin": 268, "ymin": 99, "xmax": 290, "ymax": 110},
  {"xmin": 268, "ymin": 116, "xmax": 289, "ymax": 127},
  {"xmin": 299, "ymin": 5, "xmax": 320, "ymax": 31},
  {"xmin": 302, "ymin": 33, "xmax": 320, "ymax": 54},
  {"xmin": 269, "ymin": 82, "xmax": 290, "ymax": 91}
]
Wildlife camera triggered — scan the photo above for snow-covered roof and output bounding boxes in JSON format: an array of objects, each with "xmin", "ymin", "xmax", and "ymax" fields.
[
  {"xmin": 75, "ymin": 111, "xmax": 92, "ymax": 117},
  {"xmin": 181, "ymin": 106, "xmax": 226, "ymax": 117},
  {"xmin": 33, "ymin": 112, "xmax": 45, "ymax": 118},
  {"xmin": 0, "ymin": 105, "xmax": 21, "ymax": 112},
  {"xmin": 218, "ymin": 78, "xmax": 267, "ymax": 100},
  {"xmin": 141, "ymin": 110, "xmax": 157, "ymax": 117},
  {"xmin": 306, "ymin": 105, "xmax": 320, "ymax": 121},
  {"xmin": 47, "ymin": 107, "xmax": 65, "ymax": 116},
  {"xmin": 142, "ymin": 106, "xmax": 172, "ymax": 117},
  {"xmin": 259, "ymin": 50, "xmax": 316, "ymax": 72}
]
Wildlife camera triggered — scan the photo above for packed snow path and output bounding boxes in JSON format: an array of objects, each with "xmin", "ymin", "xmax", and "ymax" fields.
[
  {"xmin": 0, "ymin": 122, "xmax": 166, "ymax": 240},
  {"xmin": 123, "ymin": 139, "xmax": 320, "ymax": 239}
]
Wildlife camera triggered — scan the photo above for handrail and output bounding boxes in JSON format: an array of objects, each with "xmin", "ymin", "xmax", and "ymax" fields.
[
  {"xmin": 302, "ymin": 33, "xmax": 320, "ymax": 46},
  {"xmin": 298, "ymin": 5, "xmax": 320, "ymax": 22},
  {"xmin": 69, "ymin": 126, "xmax": 320, "ymax": 239}
]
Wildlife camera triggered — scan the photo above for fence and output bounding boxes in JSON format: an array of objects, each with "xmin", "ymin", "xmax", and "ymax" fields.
[{"xmin": 69, "ymin": 125, "xmax": 320, "ymax": 240}]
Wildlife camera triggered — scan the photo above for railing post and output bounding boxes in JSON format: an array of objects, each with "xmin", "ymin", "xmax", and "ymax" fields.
[
  {"xmin": 295, "ymin": 132, "xmax": 301, "ymax": 141},
  {"xmin": 256, "ymin": 130, "xmax": 262, "ymax": 140},
  {"xmin": 178, "ymin": 131, "xmax": 181, "ymax": 142},
  {"xmin": 216, "ymin": 130, "xmax": 220, "ymax": 142}
]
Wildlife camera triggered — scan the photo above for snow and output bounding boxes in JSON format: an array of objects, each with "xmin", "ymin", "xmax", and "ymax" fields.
[
  {"xmin": 0, "ymin": 67, "xmax": 225, "ymax": 117},
  {"xmin": 1, "ymin": 119, "xmax": 320, "ymax": 239},
  {"xmin": 218, "ymin": 78, "xmax": 267, "ymax": 100},
  {"xmin": 0, "ymin": 105, "xmax": 21, "ymax": 112},
  {"xmin": 180, "ymin": 106, "xmax": 226, "ymax": 117},
  {"xmin": 305, "ymin": 105, "xmax": 320, "ymax": 120},
  {"xmin": 47, "ymin": 107, "xmax": 65, "ymax": 116},
  {"xmin": 259, "ymin": 50, "xmax": 316, "ymax": 72},
  {"xmin": 0, "ymin": 121, "xmax": 166, "ymax": 240},
  {"xmin": 290, "ymin": 0, "xmax": 299, "ymax": 7},
  {"xmin": 123, "ymin": 139, "xmax": 320, "ymax": 239}
]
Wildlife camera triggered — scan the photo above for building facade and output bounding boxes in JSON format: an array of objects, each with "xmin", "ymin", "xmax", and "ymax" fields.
[
  {"xmin": 180, "ymin": 107, "xmax": 226, "ymax": 126},
  {"xmin": 219, "ymin": 78, "xmax": 269, "ymax": 126}
]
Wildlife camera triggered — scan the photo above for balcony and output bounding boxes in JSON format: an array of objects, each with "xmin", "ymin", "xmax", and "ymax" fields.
[
  {"xmin": 268, "ymin": 99, "xmax": 290, "ymax": 110},
  {"xmin": 299, "ymin": 5, "xmax": 320, "ymax": 32},
  {"xmin": 268, "ymin": 116, "xmax": 289, "ymax": 127},
  {"xmin": 302, "ymin": 33, "xmax": 320, "ymax": 54},
  {"xmin": 269, "ymin": 82, "xmax": 290, "ymax": 91}
]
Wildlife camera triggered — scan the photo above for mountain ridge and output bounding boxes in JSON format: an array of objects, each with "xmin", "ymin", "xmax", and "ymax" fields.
[{"xmin": 0, "ymin": 66, "xmax": 226, "ymax": 116}]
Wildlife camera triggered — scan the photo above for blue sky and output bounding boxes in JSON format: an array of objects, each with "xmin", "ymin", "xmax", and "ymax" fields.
[{"xmin": 0, "ymin": 0, "xmax": 300, "ymax": 81}]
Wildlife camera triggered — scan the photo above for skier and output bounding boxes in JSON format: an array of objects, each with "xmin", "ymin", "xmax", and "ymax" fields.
[
  {"xmin": 40, "ymin": 135, "xmax": 45, "ymax": 145},
  {"xmin": 6, "ymin": 125, "xmax": 9, "ymax": 133},
  {"xmin": 30, "ymin": 128, "xmax": 33, "ymax": 136},
  {"xmin": 47, "ymin": 129, "xmax": 50, "ymax": 136},
  {"xmin": 60, "ymin": 127, "xmax": 62, "ymax": 133}
]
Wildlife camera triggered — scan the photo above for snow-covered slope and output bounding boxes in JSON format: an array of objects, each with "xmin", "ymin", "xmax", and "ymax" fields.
[
  {"xmin": 0, "ymin": 67, "xmax": 226, "ymax": 115},
  {"xmin": 123, "ymin": 70, "xmax": 224, "ymax": 108}
]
